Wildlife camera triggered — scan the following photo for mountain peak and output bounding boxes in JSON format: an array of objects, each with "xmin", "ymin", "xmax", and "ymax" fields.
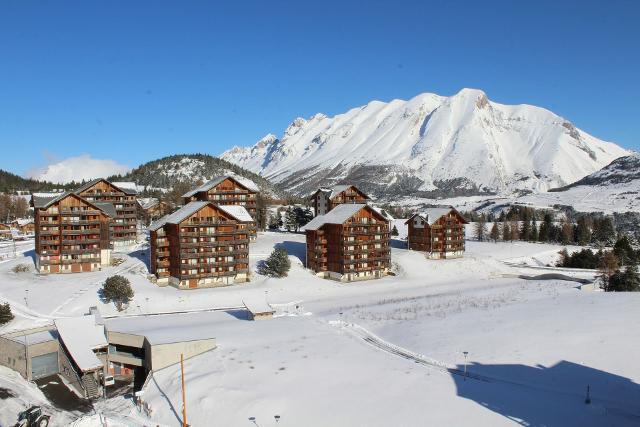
[{"xmin": 221, "ymin": 89, "xmax": 628, "ymax": 200}]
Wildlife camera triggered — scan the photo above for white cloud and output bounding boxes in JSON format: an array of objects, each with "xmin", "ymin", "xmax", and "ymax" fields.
[{"xmin": 27, "ymin": 154, "xmax": 131, "ymax": 184}]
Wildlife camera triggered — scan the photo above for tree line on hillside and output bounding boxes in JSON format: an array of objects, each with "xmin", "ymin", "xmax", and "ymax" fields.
[
  {"xmin": 0, "ymin": 194, "xmax": 30, "ymax": 221},
  {"xmin": 268, "ymin": 206, "xmax": 314, "ymax": 232},
  {"xmin": 469, "ymin": 206, "xmax": 619, "ymax": 247},
  {"xmin": 554, "ymin": 235, "xmax": 640, "ymax": 292}
]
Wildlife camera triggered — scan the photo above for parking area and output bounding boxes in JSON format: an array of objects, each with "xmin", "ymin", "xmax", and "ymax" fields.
[{"xmin": 34, "ymin": 375, "xmax": 93, "ymax": 413}]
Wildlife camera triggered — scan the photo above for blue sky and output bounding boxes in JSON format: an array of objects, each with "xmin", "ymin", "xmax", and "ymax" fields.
[{"xmin": 1, "ymin": 0, "xmax": 639, "ymax": 177}]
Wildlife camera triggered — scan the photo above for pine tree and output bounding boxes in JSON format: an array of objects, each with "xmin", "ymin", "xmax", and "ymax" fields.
[
  {"xmin": 0, "ymin": 303, "xmax": 14, "ymax": 325},
  {"xmin": 489, "ymin": 222, "xmax": 500, "ymax": 242},
  {"xmin": 520, "ymin": 218, "xmax": 530, "ymax": 242},
  {"xmin": 259, "ymin": 248, "xmax": 291, "ymax": 277},
  {"xmin": 613, "ymin": 235, "xmax": 635, "ymax": 266},
  {"xmin": 510, "ymin": 220, "xmax": 520, "ymax": 241},
  {"xmin": 598, "ymin": 251, "xmax": 619, "ymax": 291},
  {"xmin": 561, "ymin": 217, "xmax": 574, "ymax": 244},
  {"xmin": 538, "ymin": 213, "xmax": 553, "ymax": 242},
  {"xmin": 575, "ymin": 217, "xmax": 591, "ymax": 246},
  {"xmin": 593, "ymin": 217, "xmax": 616, "ymax": 246},
  {"xmin": 267, "ymin": 214, "xmax": 280, "ymax": 230},
  {"xmin": 102, "ymin": 275, "xmax": 134, "ymax": 311},
  {"xmin": 284, "ymin": 207, "xmax": 296, "ymax": 232},
  {"xmin": 391, "ymin": 225, "xmax": 399, "ymax": 237},
  {"xmin": 502, "ymin": 222, "xmax": 510, "ymax": 241},
  {"xmin": 530, "ymin": 219, "xmax": 538, "ymax": 242},
  {"xmin": 557, "ymin": 248, "xmax": 569, "ymax": 267},
  {"xmin": 474, "ymin": 217, "xmax": 487, "ymax": 242}
]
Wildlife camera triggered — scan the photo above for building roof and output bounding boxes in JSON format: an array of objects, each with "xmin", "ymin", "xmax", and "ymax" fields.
[
  {"xmin": 149, "ymin": 201, "xmax": 248, "ymax": 231},
  {"xmin": 6, "ymin": 329, "xmax": 58, "ymax": 346},
  {"xmin": 217, "ymin": 205, "xmax": 253, "ymax": 222},
  {"xmin": 303, "ymin": 203, "xmax": 385, "ymax": 231},
  {"xmin": 138, "ymin": 197, "xmax": 160, "ymax": 210},
  {"xmin": 371, "ymin": 206, "xmax": 395, "ymax": 221},
  {"xmin": 31, "ymin": 192, "xmax": 66, "ymax": 208},
  {"xmin": 74, "ymin": 178, "xmax": 138, "ymax": 195},
  {"xmin": 405, "ymin": 207, "xmax": 464, "ymax": 226},
  {"xmin": 105, "ymin": 311, "xmax": 220, "ymax": 345},
  {"xmin": 32, "ymin": 191, "xmax": 116, "ymax": 218},
  {"xmin": 110, "ymin": 181, "xmax": 139, "ymax": 194},
  {"xmin": 182, "ymin": 175, "xmax": 258, "ymax": 198},
  {"xmin": 11, "ymin": 218, "xmax": 34, "ymax": 227},
  {"xmin": 313, "ymin": 184, "xmax": 370, "ymax": 201},
  {"xmin": 54, "ymin": 315, "xmax": 107, "ymax": 372},
  {"xmin": 243, "ymin": 299, "xmax": 275, "ymax": 315}
]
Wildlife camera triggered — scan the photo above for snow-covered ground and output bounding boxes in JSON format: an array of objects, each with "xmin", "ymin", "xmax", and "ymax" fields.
[{"xmin": 1, "ymin": 232, "xmax": 638, "ymax": 426}]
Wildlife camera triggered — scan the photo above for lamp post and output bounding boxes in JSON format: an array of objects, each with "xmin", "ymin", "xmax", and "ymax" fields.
[
  {"xmin": 274, "ymin": 415, "xmax": 281, "ymax": 423},
  {"xmin": 24, "ymin": 289, "xmax": 29, "ymax": 308},
  {"xmin": 463, "ymin": 351, "xmax": 469, "ymax": 380}
]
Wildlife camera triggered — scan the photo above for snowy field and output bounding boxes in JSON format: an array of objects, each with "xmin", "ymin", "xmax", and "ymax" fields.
[{"xmin": 0, "ymin": 232, "xmax": 638, "ymax": 426}]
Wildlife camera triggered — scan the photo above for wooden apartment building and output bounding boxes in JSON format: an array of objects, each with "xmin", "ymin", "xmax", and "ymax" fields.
[
  {"xmin": 32, "ymin": 192, "xmax": 114, "ymax": 273},
  {"xmin": 148, "ymin": 201, "xmax": 251, "ymax": 289},
  {"xmin": 75, "ymin": 179, "xmax": 138, "ymax": 245},
  {"xmin": 137, "ymin": 197, "xmax": 171, "ymax": 226},
  {"xmin": 182, "ymin": 176, "xmax": 259, "ymax": 239},
  {"xmin": 406, "ymin": 207, "xmax": 467, "ymax": 259},
  {"xmin": 305, "ymin": 203, "xmax": 390, "ymax": 282},
  {"xmin": 309, "ymin": 185, "xmax": 370, "ymax": 216}
]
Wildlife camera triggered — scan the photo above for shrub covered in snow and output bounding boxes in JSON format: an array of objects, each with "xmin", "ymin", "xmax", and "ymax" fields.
[
  {"xmin": 259, "ymin": 248, "xmax": 291, "ymax": 277},
  {"xmin": 11, "ymin": 263, "xmax": 31, "ymax": 273}
]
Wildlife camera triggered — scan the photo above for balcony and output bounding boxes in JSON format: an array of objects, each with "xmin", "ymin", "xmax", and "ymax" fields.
[
  {"xmin": 108, "ymin": 350, "xmax": 144, "ymax": 367},
  {"xmin": 61, "ymin": 209, "xmax": 100, "ymax": 216},
  {"xmin": 62, "ymin": 238, "xmax": 100, "ymax": 245}
]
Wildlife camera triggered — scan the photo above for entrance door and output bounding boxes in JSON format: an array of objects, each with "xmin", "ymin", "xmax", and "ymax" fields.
[
  {"xmin": 82, "ymin": 263, "xmax": 91, "ymax": 272},
  {"xmin": 189, "ymin": 279, "xmax": 198, "ymax": 288},
  {"xmin": 31, "ymin": 352, "xmax": 59, "ymax": 379}
]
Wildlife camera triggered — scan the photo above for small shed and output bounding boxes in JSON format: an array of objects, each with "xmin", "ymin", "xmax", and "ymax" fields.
[{"xmin": 243, "ymin": 299, "xmax": 276, "ymax": 321}]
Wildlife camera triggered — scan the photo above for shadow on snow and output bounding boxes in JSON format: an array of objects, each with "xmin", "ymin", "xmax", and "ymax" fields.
[{"xmin": 451, "ymin": 360, "xmax": 640, "ymax": 426}]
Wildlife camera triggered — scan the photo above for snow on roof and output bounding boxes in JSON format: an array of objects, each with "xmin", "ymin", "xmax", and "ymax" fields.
[
  {"xmin": 55, "ymin": 315, "xmax": 107, "ymax": 372},
  {"xmin": 303, "ymin": 203, "xmax": 369, "ymax": 231},
  {"xmin": 92, "ymin": 202, "xmax": 117, "ymax": 218},
  {"xmin": 243, "ymin": 299, "xmax": 275, "ymax": 315},
  {"xmin": 407, "ymin": 207, "xmax": 456, "ymax": 225},
  {"xmin": 372, "ymin": 206, "xmax": 394, "ymax": 221},
  {"xmin": 110, "ymin": 181, "xmax": 138, "ymax": 193},
  {"xmin": 7, "ymin": 329, "xmax": 58, "ymax": 346},
  {"xmin": 182, "ymin": 175, "xmax": 259, "ymax": 198},
  {"xmin": 218, "ymin": 205, "xmax": 253, "ymax": 222},
  {"xmin": 148, "ymin": 201, "xmax": 209, "ymax": 231},
  {"xmin": 138, "ymin": 197, "xmax": 159, "ymax": 210},
  {"xmin": 12, "ymin": 218, "xmax": 34, "ymax": 226},
  {"xmin": 105, "ymin": 312, "xmax": 219, "ymax": 345}
]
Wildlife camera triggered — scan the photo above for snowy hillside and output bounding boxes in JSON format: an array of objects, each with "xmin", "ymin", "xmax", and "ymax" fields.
[
  {"xmin": 515, "ymin": 152, "xmax": 640, "ymax": 213},
  {"xmin": 108, "ymin": 154, "xmax": 286, "ymax": 198},
  {"xmin": 222, "ymin": 88, "xmax": 628, "ymax": 199}
]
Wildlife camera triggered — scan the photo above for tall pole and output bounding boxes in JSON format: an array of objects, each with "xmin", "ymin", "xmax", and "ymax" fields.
[{"xmin": 181, "ymin": 353, "xmax": 187, "ymax": 427}]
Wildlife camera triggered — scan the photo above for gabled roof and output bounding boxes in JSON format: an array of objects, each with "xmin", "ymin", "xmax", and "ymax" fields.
[
  {"xmin": 311, "ymin": 184, "xmax": 370, "ymax": 201},
  {"xmin": 148, "ymin": 201, "xmax": 246, "ymax": 231},
  {"xmin": 31, "ymin": 192, "xmax": 66, "ymax": 208},
  {"xmin": 138, "ymin": 197, "xmax": 160, "ymax": 210},
  {"xmin": 405, "ymin": 207, "xmax": 467, "ymax": 225},
  {"xmin": 182, "ymin": 175, "xmax": 257, "ymax": 198},
  {"xmin": 74, "ymin": 178, "xmax": 137, "ymax": 195},
  {"xmin": 303, "ymin": 203, "xmax": 386, "ymax": 231},
  {"xmin": 32, "ymin": 191, "xmax": 116, "ymax": 217}
]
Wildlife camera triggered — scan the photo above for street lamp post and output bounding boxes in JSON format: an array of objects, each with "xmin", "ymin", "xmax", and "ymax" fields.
[{"xmin": 463, "ymin": 351, "xmax": 469, "ymax": 381}]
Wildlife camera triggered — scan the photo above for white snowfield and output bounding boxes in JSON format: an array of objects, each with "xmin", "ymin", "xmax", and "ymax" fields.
[
  {"xmin": 221, "ymin": 88, "xmax": 628, "ymax": 194},
  {"xmin": 0, "ymin": 232, "xmax": 638, "ymax": 426}
]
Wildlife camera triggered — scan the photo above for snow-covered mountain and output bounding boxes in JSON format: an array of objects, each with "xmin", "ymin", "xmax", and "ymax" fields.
[
  {"xmin": 515, "ymin": 153, "xmax": 640, "ymax": 214},
  {"xmin": 222, "ymin": 88, "xmax": 628, "ymax": 200}
]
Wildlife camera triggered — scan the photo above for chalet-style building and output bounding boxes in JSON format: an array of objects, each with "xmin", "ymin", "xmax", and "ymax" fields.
[
  {"xmin": 32, "ymin": 192, "xmax": 114, "ymax": 273},
  {"xmin": 75, "ymin": 179, "xmax": 138, "ymax": 245},
  {"xmin": 148, "ymin": 201, "xmax": 251, "ymax": 289},
  {"xmin": 405, "ymin": 207, "xmax": 467, "ymax": 259},
  {"xmin": 310, "ymin": 185, "xmax": 370, "ymax": 217},
  {"xmin": 137, "ymin": 197, "xmax": 171, "ymax": 226},
  {"xmin": 304, "ymin": 203, "xmax": 390, "ymax": 282},
  {"xmin": 10, "ymin": 218, "xmax": 35, "ymax": 234},
  {"xmin": 181, "ymin": 176, "xmax": 259, "ymax": 239}
]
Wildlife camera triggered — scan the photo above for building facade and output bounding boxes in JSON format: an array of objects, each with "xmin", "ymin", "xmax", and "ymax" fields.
[
  {"xmin": 149, "ymin": 201, "xmax": 251, "ymax": 289},
  {"xmin": 406, "ymin": 207, "xmax": 467, "ymax": 259},
  {"xmin": 182, "ymin": 176, "xmax": 259, "ymax": 239},
  {"xmin": 137, "ymin": 198, "xmax": 171, "ymax": 226},
  {"xmin": 32, "ymin": 192, "xmax": 113, "ymax": 273},
  {"xmin": 305, "ymin": 204, "xmax": 390, "ymax": 282},
  {"xmin": 310, "ymin": 185, "xmax": 370, "ymax": 217},
  {"xmin": 75, "ymin": 179, "xmax": 138, "ymax": 245}
]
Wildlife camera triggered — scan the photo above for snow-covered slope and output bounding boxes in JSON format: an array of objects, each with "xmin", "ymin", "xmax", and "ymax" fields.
[
  {"xmin": 516, "ymin": 152, "xmax": 640, "ymax": 213},
  {"xmin": 222, "ymin": 89, "xmax": 628, "ymax": 199}
]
